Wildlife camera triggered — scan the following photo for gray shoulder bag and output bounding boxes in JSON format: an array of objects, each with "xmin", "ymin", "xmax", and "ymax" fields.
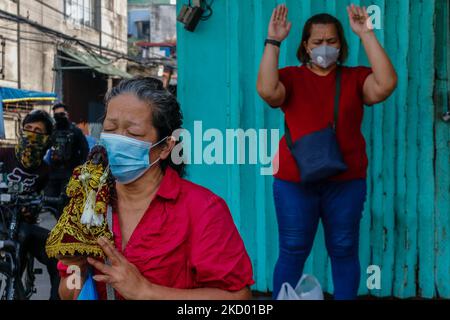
[{"xmin": 105, "ymin": 205, "xmax": 116, "ymax": 300}]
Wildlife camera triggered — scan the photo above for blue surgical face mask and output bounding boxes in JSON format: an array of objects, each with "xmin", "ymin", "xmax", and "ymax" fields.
[
  {"xmin": 99, "ymin": 133, "xmax": 167, "ymax": 185},
  {"xmin": 309, "ymin": 45, "xmax": 340, "ymax": 69}
]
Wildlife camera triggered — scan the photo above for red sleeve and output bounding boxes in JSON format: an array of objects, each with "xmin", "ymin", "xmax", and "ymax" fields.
[
  {"xmin": 278, "ymin": 67, "xmax": 294, "ymax": 107},
  {"xmin": 355, "ymin": 66, "xmax": 373, "ymax": 98},
  {"xmin": 190, "ymin": 195, "xmax": 255, "ymax": 292}
]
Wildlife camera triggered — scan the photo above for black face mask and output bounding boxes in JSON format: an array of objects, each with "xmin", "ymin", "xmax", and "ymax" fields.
[
  {"xmin": 15, "ymin": 130, "xmax": 50, "ymax": 169},
  {"xmin": 54, "ymin": 113, "xmax": 71, "ymax": 130}
]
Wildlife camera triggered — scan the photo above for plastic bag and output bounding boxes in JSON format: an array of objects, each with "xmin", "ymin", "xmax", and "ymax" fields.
[
  {"xmin": 276, "ymin": 274, "xmax": 324, "ymax": 300},
  {"xmin": 77, "ymin": 270, "xmax": 99, "ymax": 300}
]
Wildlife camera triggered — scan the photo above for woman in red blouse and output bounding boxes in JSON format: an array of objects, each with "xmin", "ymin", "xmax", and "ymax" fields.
[
  {"xmin": 257, "ymin": 4, "xmax": 397, "ymax": 299},
  {"xmin": 57, "ymin": 78, "xmax": 254, "ymax": 300}
]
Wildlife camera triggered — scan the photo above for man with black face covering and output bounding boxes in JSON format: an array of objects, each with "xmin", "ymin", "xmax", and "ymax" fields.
[
  {"xmin": 45, "ymin": 104, "xmax": 89, "ymax": 219},
  {"xmin": 0, "ymin": 110, "xmax": 60, "ymax": 300}
]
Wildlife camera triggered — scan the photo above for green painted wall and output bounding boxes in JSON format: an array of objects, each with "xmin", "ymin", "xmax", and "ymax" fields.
[{"xmin": 177, "ymin": 0, "xmax": 450, "ymax": 298}]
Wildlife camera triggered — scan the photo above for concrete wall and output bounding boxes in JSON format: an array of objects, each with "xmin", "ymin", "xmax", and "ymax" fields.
[
  {"xmin": 149, "ymin": 5, "xmax": 176, "ymax": 43},
  {"xmin": 0, "ymin": 0, "xmax": 128, "ymax": 92},
  {"xmin": 128, "ymin": 4, "xmax": 176, "ymax": 42},
  {"xmin": 0, "ymin": 0, "xmax": 128, "ymax": 144}
]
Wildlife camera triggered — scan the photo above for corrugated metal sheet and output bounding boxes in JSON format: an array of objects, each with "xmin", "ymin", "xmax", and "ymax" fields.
[{"xmin": 177, "ymin": 0, "xmax": 450, "ymax": 298}]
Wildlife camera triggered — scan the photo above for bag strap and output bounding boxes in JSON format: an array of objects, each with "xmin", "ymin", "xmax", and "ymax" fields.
[
  {"xmin": 284, "ymin": 121, "xmax": 294, "ymax": 150},
  {"xmin": 285, "ymin": 66, "xmax": 342, "ymax": 150},
  {"xmin": 105, "ymin": 205, "xmax": 116, "ymax": 301}
]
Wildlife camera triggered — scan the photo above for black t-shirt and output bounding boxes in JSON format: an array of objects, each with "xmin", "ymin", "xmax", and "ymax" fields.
[
  {"xmin": 0, "ymin": 147, "xmax": 50, "ymax": 194},
  {"xmin": 69, "ymin": 123, "xmax": 89, "ymax": 170}
]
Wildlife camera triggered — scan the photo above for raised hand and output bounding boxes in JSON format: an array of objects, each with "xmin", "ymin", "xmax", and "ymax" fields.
[
  {"xmin": 347, "ymin": 4, "xmax": 374, "ymax": 37},
  {"xmin": 268, "ymin": 4, "xmax": 292, "ymax": 42}
]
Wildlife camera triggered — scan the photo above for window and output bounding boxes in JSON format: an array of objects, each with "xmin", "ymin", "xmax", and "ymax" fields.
[
  {"xmin": 135, "ymin": 21, "xmax": 150, "ymax": 40},
  {"xmin": 64, "ymin": 0, "xmax": 100, "ymax": 30}
]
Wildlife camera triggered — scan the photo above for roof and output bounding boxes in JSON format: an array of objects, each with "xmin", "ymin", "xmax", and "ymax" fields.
[
  {"xmin": 58, "ymin": 47, "xmax": 132, "ymax": 79},
  {"xmin": 135, "ymin": 41, "xmax": 176, "ymax": 48},
  {"xmin": 0, "ymin": 87, "xmax": 56, "ymax": 139},
  {"xmin": 0, "ymin": 87, "xmax": 57, "ymax": 103}
]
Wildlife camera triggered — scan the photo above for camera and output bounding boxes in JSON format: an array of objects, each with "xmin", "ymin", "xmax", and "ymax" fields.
[
  {"xmin": 177, "ymin": 4, "xmax": 204, "ymax": 32},
  {"xmin": 50, "ymin": 114, "xmax": 74, "ymax": 165}
]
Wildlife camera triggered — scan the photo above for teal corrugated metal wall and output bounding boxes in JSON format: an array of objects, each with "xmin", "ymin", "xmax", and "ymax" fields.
[{"xmin": 177, "ymin": 0, "xmax": 450, "ymax": 298}]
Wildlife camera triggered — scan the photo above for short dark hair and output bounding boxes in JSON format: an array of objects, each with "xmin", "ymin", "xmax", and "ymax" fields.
[
  {"xmin": 52, "ymin": 103, "xmax": 68, "ymax": 112},
  {"xmin": 297, "ymin": 13, "xmax": 349, "ymax": 65},
  {"xmin": 104, "ymin": 77, "xmax": 185, "ymax": 177},
  {"xmin": 22, "ymin": 109, "xmax": 54, "ymax": 136}
]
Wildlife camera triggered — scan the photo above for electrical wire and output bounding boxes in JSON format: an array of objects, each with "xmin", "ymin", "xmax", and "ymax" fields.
[
  {"xmin": 200, "ymin": 0, "xmax": 214, "ymax": 21},
  {"xmin": 33, "ymin": 0, "xmax": 66, "ymax": 17},
  {"xmin": 26, "ymin": 0, "xmax": 129, "ymax": 45},
  {"xmin": 0, "ymin": 21, "xmax": 19, "ymax": 28},
  {"xmin": 1, "ymin": 38, "xmax": 57, "ymax": 57},
  {"xmin": 0, "ymin": 10, "xmax": 138, "ymax": 63},
  {"xmin": 1, "ymin": 35, "xmax": 55, "ymax": 46},
  {"xmin": 24, "ymin": 1, "xmax": 68, "ymax": 25},
  {"xmin": 187, "ymin": 0, "xmax": 214, "ymax": 21},
  {"xmin": 0, "ymin": 25, "xmax": 59, "ymax": 39},
  {"xmin": 0, "ymin": 7, "xmax": 177, "ymax": 68}
]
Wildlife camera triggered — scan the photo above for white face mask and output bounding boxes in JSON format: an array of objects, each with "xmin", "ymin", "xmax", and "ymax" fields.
[
  {"xmin": 309, "ymin": 45, "xmax": 340, "ymax": 69},
  {"xmin": 100, "ymin": 133, "xmax": 168, "ymax": 185}
]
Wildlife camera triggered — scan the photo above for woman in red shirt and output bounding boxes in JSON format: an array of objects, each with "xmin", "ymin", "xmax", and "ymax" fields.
[
  {"xmin": 257, "ymin": 4, "xmax": 397, "ymax": 299},
  {"xmin": 57, "ymin": 77, "xmax": 254, "ymax": 300}
]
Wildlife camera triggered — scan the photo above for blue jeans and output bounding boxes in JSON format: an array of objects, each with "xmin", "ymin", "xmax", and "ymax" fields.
[{"xmin": 272, "ymin": 178, "xmax": 367, "ymax": 300}]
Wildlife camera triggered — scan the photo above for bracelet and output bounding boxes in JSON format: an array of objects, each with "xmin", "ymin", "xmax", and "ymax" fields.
[{"xmin": 265, "ymin": 39, "xmax": 281, "ymax": 48}]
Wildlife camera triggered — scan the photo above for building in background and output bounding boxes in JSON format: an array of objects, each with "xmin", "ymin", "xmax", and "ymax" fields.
[
  {"xmin": 0, "ymin": 0, "xmax": 130, "ymax": 145},
  {"xmin": 127, "ymin": 0, "xmax": 177, "ymax": 89}
]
